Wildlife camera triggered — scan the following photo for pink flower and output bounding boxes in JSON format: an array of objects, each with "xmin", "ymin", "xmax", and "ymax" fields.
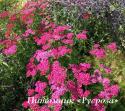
[
  {"xmin": 26, "ymin": 29, "xmax": 35, "ymax": 34},
  {"xmin": 91, "ymin": 70, "xmax": 102, "ymax": 83},
  {"xmin": 53, "ymin": 103, "xmax": 62, "ymax": 111},
  {"xmin": 29, "ymin": 103, "xmax": 40, "ymax": 111},
  {"xmin": 52, "ymin": 34, "xmax": 62, "ymax": 40},
  {"xmin": 51, "ymin": 46, "xmax": 72, "ymax": 58},
  {"xmin": 28, "ymin": 94, "xmax": 41, "ymax": 105},
  {"xmin": 67, "ymin": 80, "xmax": 79, "ymax": 100},
  {"xmin": 54, "ymin": 25, "xmax": 70, "ymax": 35},
  {"xmin": 23, "ymin": 29, "xmax": 35, "ymax": 37},
  {"xmin": 98, "ymin": 85, "xmax": 119, "ymax": 99},
  {"xmin": 27, "ymin": 18, "xmax": 33, "ymax": 24},
  {"xmin": 83, "ymin": 90, "xmax": 91, "ymax": 97},
  {"xmin": 42, "ymin": 43, "xmax": 51, "ymax": 50},
  {"xmin": 80, "ymin": 63, "xmax": 91, "ymax": 72},
  {"xmin": 110, "ymin": 85, "xmax": 119, "ymax": 96},
  {"xmin": 21, "ymin": 7, "xmax": 36, "ymax": 15},
  {"xmin": 34, "ymin": 50, "xmax": 51, "ymax": 62},
  {"xmin": 35, "ymin": 33, "xmax": 51, "ymax": 45},
  {"xmin": 48, "ymin": 61, "xmax": 67, "ymax": 85},
  {"xmin": 99, "ymin": 64, "xmax": 112, "ymax": 74},
  {"xmin": 107, "ymin": 42, "xmax": 117, "ymax": 52},
  {"xmin": 90, "ymin": 48, "xmax": 106, "ymax": 59},
  {"xmin": 35, "ymin": 81, "xmax": 47, "ymax": 95},
  {"xmin": 77, "ymin": 73, "xmax": 91, "ymax": 86},
  {"xmin": 22, "ymin": 101, "xmax": 29, "ymax": 108},
  {"xmin": 28, "ymin": 89, "xmax": 35, "ymax": 96},
  {"xmin": 77, "ymin": 88, "xmax": 90, "ymax": 98},
  {"xmin": 82, "ymin": 13, "xmax": 91, "ymax": 20},
  {"xmin": 37, "ymin": 59, "xmax": 50, "ymax": 75},
  {"xmin": 9, "ymin": 14, "xmax": 17, "ymax": 21},
  {"xmin": 3, "ymin": 45, "xmax": 17, "ymax": 55},
  {"xmin": 58, "ymin": 46, "xmax": 72, "ymax": 57},
  {"xmin": 40, "ymin": 2, "xmax": 49, "ymax": 10},
  {"xmin": 26, "ymin": 62, "xmax": 37, "ymax": 77},
  {"xmin": 48, "ymin": 99, "xmax": 63, "ymax": 111},
  {"xmin": 69, "ymin": 64, "xmax": 81, "ymax": 76},
  {"xmin": 91, "ymin": 102, "xmax": 105, "ymax": 111},
  {"xmin": 76, "ymin": 31, "xmax": 87, "ymax": 40},
  {"xmin": 66, "ymin": 33, "xmax": 74, "ymax": 39},
  {"xmin": 51, "ymin": 84, "xmax": 67, "ymax": 99},
  {"xmin": 102, "ymin": 78, "xmax": 110, "ymax": 88},
  {"xmin": 40, "ymin": 105, "xmax": 50, "ymax": 111},
  {"xmin": 104, "ymin": 68, "xmax": 112, "ymax": 74},
  {"xmin": 93, "ymin": 44, "xmax": 100, "ymax": 48},
  {"xmin": 62, "ymin": 39, "xmax": 73, "ymax": 45},
  {"xmin": 50, "ymin": 48, "xmax": 58, "ymax": 58},
  {"xmin": 0, "ymin": 11, "xmax": 9, "ymax": 18}
]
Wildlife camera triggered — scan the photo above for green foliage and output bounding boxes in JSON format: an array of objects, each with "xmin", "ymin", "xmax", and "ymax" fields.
[
  {"xmin": 0, "ymin": 0, "xmax": 26, "ymax": 12},
  {"xmin": 89, "ymin": 48, "xmax": 125, "ymax": 111},
  {"xmin": 49, "ymin": 2, "xmax": 111, "ymax": 48},
  {"xmin": 0, "ymin": 38, "xmax": 37, "ymax": 111}
]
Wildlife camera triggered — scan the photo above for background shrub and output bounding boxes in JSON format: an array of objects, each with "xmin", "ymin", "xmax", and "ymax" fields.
[{"xmin": 51, "ymin": 0, "xmax": 125, "ymax": 50}]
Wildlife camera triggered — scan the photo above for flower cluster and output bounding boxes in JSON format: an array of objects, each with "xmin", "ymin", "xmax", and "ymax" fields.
[
  {"xmin": 89, "ymin": 44, "xmax": 106, "ymax": 59},
  {"xmin": 0, "ymin": 39, "xmax": 17, "ymax": 55},
  {"xmin": 22, "ymin": 1, "xmax": 119, "ymax": 110},
  {"xmin": 0, "ymin": 0, "xmax": 120, "ymax": 111}
]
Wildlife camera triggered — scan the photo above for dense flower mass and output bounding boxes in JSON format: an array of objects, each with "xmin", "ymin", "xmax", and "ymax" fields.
[
  {"xmin": 22, "ymin": 5, "xmax": 119, "ymax": 110},
  {"xmin": 0, "ymin": 0, "xmax": 120, "ymax": 111}
]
